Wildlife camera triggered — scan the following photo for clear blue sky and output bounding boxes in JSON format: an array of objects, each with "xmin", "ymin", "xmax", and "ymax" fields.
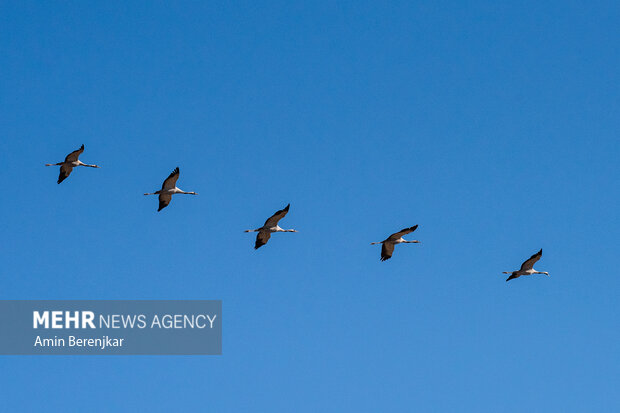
[{"xmin": 1, "ymin": 1, "xmax": 619, "ymax": 411}]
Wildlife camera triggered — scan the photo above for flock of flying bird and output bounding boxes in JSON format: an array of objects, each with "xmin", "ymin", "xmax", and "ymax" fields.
[{"xmin": 45, "ymin": 144, "xmax": 550, "ymax": 281}]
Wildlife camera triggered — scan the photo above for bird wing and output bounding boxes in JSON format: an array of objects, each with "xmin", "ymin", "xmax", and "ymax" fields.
[
  {"xmin": 64, "ymin": 145, "xmax": 84, "ymax": 163},
  {"xmin": 57, "ymin": 164, "xmax": 73, "ymax": 184},
  {"xmin": 387, "ymin": 225, "xmax": 418, "ymax": 241},
  {"xmin": 263, "ymin": 203, "xmax": 290, "ymax": 228},
  {"xmin": 519, "ymin": 249, "xmax": 542, "ymax": 271},
  {"xmin": 506, "ymin": 273, "xmax": 521, "ymax": 282},
  {"xmin": 255, "ymin": 231, "xmax": 271, "ymax": 249},
  {"xmin": 161, "ymin": 167, "xmax": 180, "ymax": 190},
  {"xmin": 158, "ymin": 193, "xmax": 172, "ymax": 211},
  {"xmin": 381, "ymin": 243, "xmax": 395, "ymax": 261}
]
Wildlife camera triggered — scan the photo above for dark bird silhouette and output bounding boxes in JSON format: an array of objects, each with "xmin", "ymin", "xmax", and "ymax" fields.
[
  {"xmin": 503, "ymin": 249, "xmax": 549, "ymax": 281},
  {"xmin": 371, "ymin": 225, "xmax": 420, "ymax": 261},
  {"xmin": 144, "ymin": 167, "xmax": 197, "ymax": 211},
  {"xmin": 244, "ymin": 204, "xmax": 298, "ymax": 249},
  {"xmin": 45, "ymin": 144, "xmax": 100, "ymax": 184}
]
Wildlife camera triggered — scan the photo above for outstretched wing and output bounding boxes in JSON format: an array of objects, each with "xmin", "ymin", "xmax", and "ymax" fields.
[
  {"xmin": 64, "ymin": 145, "xmax": 84, "ymax": 163},
  {"xmin": 255, "ymin": 231, "xmax": 271, "ymax": 249},
  {"xmin": 380, "ymin": 243, "xmax": 395, "ymax": 261},
  {"xmin": 158, "ymin": 193, "xmax": 172, "ymax": 211},
  {"xmin": 161, "ymin": 167, "xmax": 180, "ymax": 190},
  {"xmin": 263, "ymin": 203, "xmax": 290, "ymax": 228},
  {"xmin": 387, "ymin": 225, "xmax": 418, "ymax": 242},
  {"xmin": 58, "ymin": 164, "xmax": 73, "ymax": 184},
  {"xmin": 519, "ymin": 249, "xmax": 542, "ymax": 271},
  {"xmin": 506, "ymin": 273, "xmax": 521, "ymax": 282}
]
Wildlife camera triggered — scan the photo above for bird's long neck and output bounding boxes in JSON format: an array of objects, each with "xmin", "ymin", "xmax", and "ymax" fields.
[
  {"xmin": 175, "ymin": 188, "xmax": 196, "ymax": 195},
  {"xmin": 77, "ymin": 161, "xmax": 99, "ymax": 168}
]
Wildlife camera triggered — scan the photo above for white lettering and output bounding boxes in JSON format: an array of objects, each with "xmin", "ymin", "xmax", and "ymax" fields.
[{"xmin": 33, "ymin": 311, "xmax": 49, "ymax": 329}]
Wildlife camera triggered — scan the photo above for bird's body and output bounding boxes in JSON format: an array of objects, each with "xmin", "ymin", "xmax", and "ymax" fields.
[
  {"xmin": 245, "ymin": 204, "xmax": 298, "ymax": 249},
  {"xmin": 45, "ymin": 144, "xmax": 100, "ymax": 184},
  {"xmin": 144, "ymin": 167, "xmax": 197, "ymax": 211},
  {"xmin": 371, "ymin": 225, "xmax": 420, "ymax": 261},
  {"xmin": 503, "ymin": 249, "xmax": 549, "ymax": 281}
]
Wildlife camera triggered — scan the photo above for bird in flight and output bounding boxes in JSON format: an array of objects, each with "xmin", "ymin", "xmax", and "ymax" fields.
[
  {"xmin": 144, "ymin": 167, "xmax": 197, "ymax": 211},
  {"xmin": 503, "ymin": 249, "xmax": 549, "ymax": 281},
  {"xmin": 244, "ymin": 203, "xmax": 298, "ymax": 249},
  {"xmin": 45, "ymin": 144, "xmax": 100, "ymax": 184},
  {"xmin": 371, "ymin": 225, "xmax": 420, "ymax": 261}
]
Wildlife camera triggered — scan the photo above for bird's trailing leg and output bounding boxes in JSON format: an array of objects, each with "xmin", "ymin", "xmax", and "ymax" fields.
[{"xmin": 45, "ymin": 162, "xmax": 63, "ymax": 166}]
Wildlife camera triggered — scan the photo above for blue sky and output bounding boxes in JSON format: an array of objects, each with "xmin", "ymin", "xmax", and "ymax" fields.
[{"xmin": 1, "ymin": 0, "xmax": 619, "ymax": 411}]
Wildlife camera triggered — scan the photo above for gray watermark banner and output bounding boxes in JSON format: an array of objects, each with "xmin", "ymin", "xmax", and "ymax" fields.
[{"xmin": 0, "ymin": 300, "xmax": 222, "ymax": 355}]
